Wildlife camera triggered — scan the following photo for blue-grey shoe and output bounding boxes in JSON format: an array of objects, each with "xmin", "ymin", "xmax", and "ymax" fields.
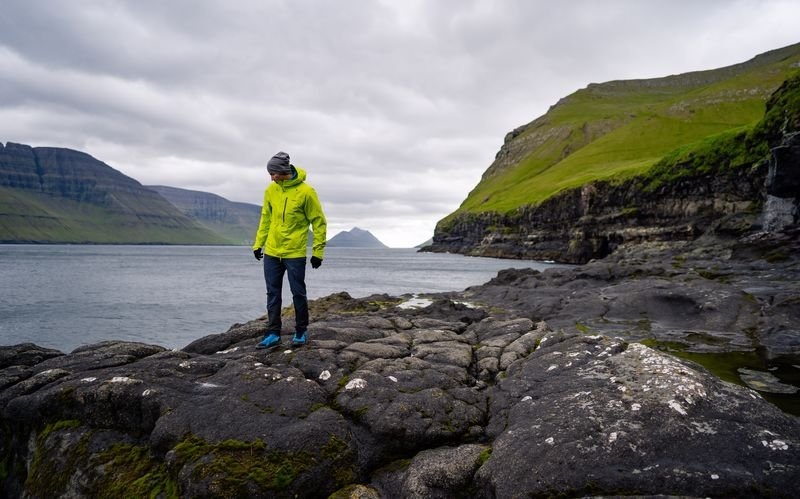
[
  {"xmin": 291, "ymin": 331, "xmax": 307, "ymax": 347},
  {"xmin": 256, "ymin": 333, "xmax": 280, "ymax": 349}
]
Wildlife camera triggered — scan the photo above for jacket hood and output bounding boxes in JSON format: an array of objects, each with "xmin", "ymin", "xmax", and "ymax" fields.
[{"xmin": 279, "ymin": 166, "xmax": 306, "ymax": 187}]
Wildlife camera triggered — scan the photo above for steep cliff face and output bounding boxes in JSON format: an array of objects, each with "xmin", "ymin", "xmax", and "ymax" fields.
[
  {"xmin": 431, "ymin": 121, "xmax": 798, "ymax": 264},
  {"xmin": 147, "ymin": 185, "xmax": 261, "ymax": 245},
  {"xmin": 0, "ymin": 143, "xmax": 231, "ymax": 244},
  {"xmin": 762, "ymin": 73, "xmax": 800, "ymax": 232},
  {"xmin": 433, "ymin": 163, "xmax": 769, "ymax": 263},
  {"xmin": 1, "ymin": 144, "xmax": 144, "ymax": 205},
  {"xmin": 427, "ymin": 46, "xmax": 800, "ymax": 263},
  {"xmin": 0, "ymin": 142, "xmax": 45, "ymax": 192}
]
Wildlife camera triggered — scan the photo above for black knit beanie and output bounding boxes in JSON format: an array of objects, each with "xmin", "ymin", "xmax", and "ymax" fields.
[{"xmin": 267, "ymin": 151, "xmax": 292, "ymax": 174}]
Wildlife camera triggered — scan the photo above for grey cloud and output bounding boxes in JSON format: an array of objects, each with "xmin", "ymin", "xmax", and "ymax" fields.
[{"xmin": 2, "ymin": 0, "xmax": 799, "ymax": 247}]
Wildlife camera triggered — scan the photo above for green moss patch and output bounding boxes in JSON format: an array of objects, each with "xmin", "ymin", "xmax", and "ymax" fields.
[
  {"xmin": 93, "ymin": 444, "xmax": 178, "ymax": 498},
  {"xmin": 696, "ymin": 269, "xmax": 733, "ymax": 283},
  {"xmin": 173, "ymin": 435, "xmax": 312, "ymax": 493},
  {"xmin": 25, "ymin": 420, "xmax": 89, "ymax": 497},
  {"xmin": 22, "ymin": 428, "xmax": 325, "ymax": 497},
  {"xmin": 477, "ymin": 447, "xmax": 492, "ymax": 466}
]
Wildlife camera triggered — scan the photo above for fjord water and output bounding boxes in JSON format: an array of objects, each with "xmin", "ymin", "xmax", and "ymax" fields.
[{"xmin": 0, "ymin": 245, "xmax": 559, "ymax": 353}]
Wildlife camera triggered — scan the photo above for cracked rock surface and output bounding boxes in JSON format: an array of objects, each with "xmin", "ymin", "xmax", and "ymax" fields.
[{"xmin": 2, "ymin": 246, "xmax": 800, "ymax": 498}]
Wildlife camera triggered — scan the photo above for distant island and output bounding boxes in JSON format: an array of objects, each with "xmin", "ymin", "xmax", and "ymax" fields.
[{"xmin": 327, "ymin": 227, "xmax": 388, "ymax": 248}]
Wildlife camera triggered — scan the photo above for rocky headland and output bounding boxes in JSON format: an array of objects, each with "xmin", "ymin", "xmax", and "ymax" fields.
[
  {"xmin": 424, "ymin": 53, "xmax": 800, "ymax": 265},
  {"xmin": 2, "ymin": 230, "xmax": 799, "ymax": 497}
]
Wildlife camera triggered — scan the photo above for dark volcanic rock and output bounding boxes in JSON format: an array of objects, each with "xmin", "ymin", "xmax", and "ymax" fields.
[
  {"xmin": 464, "ymin": 238, "xmax": 800, "ymax": 363},
  {"xmin": 425, "ymin": 159, "xmax": 768, "ymax": 264},
  {"xmin": 2, "ymin": 280, "xmax": 799, "ymax": 498},
  {"xmin": 479, "ymin": 333, "xmax": 799, "ymax": 497},
  {"xmin": 0, "ymin": 343, "xmax": 62, "ymax": 369}
]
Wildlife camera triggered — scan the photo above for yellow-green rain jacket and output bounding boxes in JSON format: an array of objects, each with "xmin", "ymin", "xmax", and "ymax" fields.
[{"xmin": 252, "ymin": 166, "xmax": 327, "ymax": 259}]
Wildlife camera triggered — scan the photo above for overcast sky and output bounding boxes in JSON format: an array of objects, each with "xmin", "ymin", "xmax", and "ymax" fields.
[{"xmin": 1, "ymin": 1, "xmax": 798, "ymax": 247}]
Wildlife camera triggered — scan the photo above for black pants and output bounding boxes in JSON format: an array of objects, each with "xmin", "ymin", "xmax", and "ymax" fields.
[{"xmin": 263, "ymin": 256, "xmax": 308, "ymax": 334}]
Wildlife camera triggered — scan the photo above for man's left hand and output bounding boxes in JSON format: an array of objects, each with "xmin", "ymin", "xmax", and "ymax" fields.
[{"xmin": 310, "ymin": 256, "xmax": 322, "ymax": 269}]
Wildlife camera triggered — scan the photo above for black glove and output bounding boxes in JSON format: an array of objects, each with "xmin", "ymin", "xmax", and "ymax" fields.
[
  {"xmin": 253, "ymin": 249, "xmax": 263, "ymax": 261},
  {"xmin": 310, "ymin": 256, "xmax": 322, "ymax": 269}
]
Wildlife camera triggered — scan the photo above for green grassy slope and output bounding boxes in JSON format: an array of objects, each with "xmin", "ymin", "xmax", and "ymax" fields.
[
  {"xmin": 0, "ymin": 186, "xmax": 232, "ymax": 244},
  {"xmin": 452, "ymin": 42, "xmax": 800, "ymax": 217},
  {"xmin": 644, "ymin": 70, "xmax": 800, "ymax": 190}
]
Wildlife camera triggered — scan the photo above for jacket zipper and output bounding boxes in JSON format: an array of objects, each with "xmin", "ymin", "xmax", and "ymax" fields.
[{"xmin": 282, "ymin": 197, "xmax": 288, "ymax": 222}]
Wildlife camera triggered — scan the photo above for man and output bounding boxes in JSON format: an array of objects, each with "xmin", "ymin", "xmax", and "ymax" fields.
[{"xmin": 252, "ymin": 151, "xmax": 327, "ymax": 349}]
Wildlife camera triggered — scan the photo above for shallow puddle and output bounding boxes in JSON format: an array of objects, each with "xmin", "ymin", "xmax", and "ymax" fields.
[{"xmin": 397, "ymin": 295, "xmax": 434, "ymax": 309}]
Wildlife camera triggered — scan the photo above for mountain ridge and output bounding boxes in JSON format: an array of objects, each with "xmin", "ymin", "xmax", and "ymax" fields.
[
  {"xmin": 147, "ymin": 185, "xmax": 261, "ymax": 245},
  {"xmin": 0, "ymin": 142, "xmax": 230, "ymax": 244}
]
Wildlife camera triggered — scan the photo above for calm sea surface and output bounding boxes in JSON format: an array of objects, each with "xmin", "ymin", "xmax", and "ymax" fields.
[{"xmin": 0, "ymin": 245, "xmax": 560, "ymax": 352}]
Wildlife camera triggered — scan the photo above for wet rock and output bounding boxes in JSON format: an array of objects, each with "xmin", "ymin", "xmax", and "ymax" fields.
[
  {"xmin": 464, "ymin": 246, "xmax": 800, "ymax": 361},
  {"xmin": 2, "ymin": 276, "xmax": 799, "ymax": 497},
  {"xmin": 371, "ymin": 444, "xmax": 489, "ymax": 497},
  {"xmin": 477, "ymin": 334, "xmax": 800, "ymax": 497},
  {"xmin": 183, "ymin": 319, "xmax": 268, "ymax": 354},
  {"xmin": 738, "ymin": 367, "xmax": 799, "ymax": 394},
  {"xmin": 0, "ymin": 343, "xmax": 63, "ymax": 369}
]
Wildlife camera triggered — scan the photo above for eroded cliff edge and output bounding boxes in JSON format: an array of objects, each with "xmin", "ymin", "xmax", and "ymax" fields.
[
  {"xmin": 424, "ymin": 71, "xmax": 800, "ymax": 264},
  {"xmin": 2, "ymin": 236, "xmax": 799, "ymax": 498}
]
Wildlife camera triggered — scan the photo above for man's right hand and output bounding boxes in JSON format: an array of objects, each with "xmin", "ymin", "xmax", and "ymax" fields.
[{"xmin": 253, "ymin": 249, "xmax": 263, "ymax": 261}]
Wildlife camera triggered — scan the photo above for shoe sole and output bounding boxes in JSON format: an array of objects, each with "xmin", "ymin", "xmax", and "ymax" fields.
[{"xmin": 256, "ymin": 341, "xmax": 281, "ymax": 350}]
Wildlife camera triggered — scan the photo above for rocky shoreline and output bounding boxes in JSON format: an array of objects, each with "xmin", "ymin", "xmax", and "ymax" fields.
[
  {"xmin": 424, "ymin": 73, "xmax": 800, "ymax": 266},
  {"xmin": 2, "ymin": 233, "xmax": 799, "ymax": 498}
]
